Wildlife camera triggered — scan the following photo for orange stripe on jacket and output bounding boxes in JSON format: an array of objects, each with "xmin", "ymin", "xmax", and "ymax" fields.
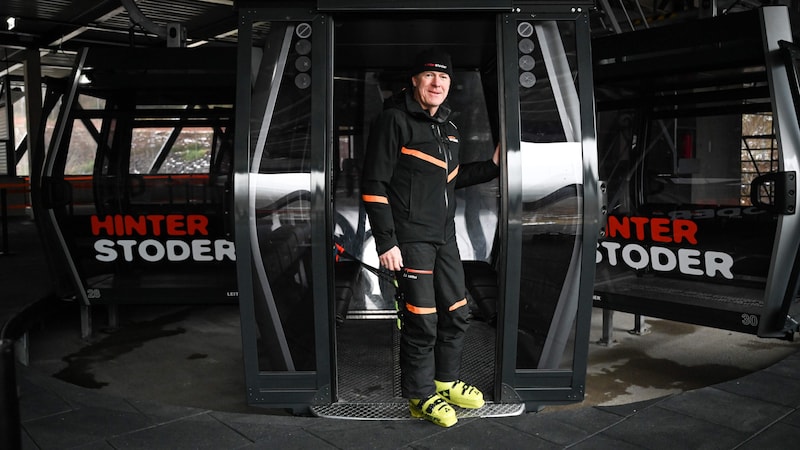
[
  {"xmin": 362, "ymin": 194, "xmax": 389, "ymax": 204},
  {"xmin": 401, "ymin": 147, "xmax": 447, "ymax": 169},
  {"xmin": 405, "ymin": 303, "xmax": 437, "ymax": 315},
  {"xmin": 405, "ymin": 268, "xmax": 433, "ymax": 275},
  {"xmin": 447, "ymin": 165, "xmax": 459, "ymax": 183}
]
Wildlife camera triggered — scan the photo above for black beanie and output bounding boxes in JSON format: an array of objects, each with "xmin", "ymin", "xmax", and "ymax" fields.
[{"xmin": 412, "ymin": 47, "xmax": 453, "ymax": 77}]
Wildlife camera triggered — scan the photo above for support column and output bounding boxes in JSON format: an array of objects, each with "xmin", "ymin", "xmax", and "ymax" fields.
[{"xmin": 599, "ymin": 308, "xmax": 614, "ymax": 346}]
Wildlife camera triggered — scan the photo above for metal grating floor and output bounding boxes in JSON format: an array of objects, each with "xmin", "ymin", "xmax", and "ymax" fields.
[
  {"xmin": 323, "ymin": 318, "xmax": 513, "ymax": 419},
  {"xmin": 310, "ymin": 401, "xmax": 524, "ymax": 420}
]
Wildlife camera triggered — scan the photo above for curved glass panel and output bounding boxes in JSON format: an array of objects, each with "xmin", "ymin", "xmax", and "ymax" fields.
[
  {"xmin": 247, "ymin": 22, "xmax": 316, "ymax": 372},
  {"xmin": 515, "ymin": 20, "xmax": 583, "ymax": 370}
]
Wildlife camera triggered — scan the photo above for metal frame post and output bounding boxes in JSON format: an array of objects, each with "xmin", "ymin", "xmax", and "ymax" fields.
[
  {"xmin": 0, "ymin": 188, "xmax": 8, "ymax": 255},
  {"xmin": 0, "ymin": 339, "xmax": 22, "ymax": 450}
]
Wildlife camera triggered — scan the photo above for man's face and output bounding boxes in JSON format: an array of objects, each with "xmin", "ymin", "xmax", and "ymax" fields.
[{"xmin": 412, "ymin": 70, "xmax": 450, "ymax": 114}]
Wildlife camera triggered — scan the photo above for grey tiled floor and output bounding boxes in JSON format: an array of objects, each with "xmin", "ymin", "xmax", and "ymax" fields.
[{"xmin": 13, "ymin": 350, "xmax": 800, "ymax": 449}]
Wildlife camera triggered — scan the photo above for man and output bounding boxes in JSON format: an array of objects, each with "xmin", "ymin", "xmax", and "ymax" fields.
[{"xmin": 361, "ymin": 47, "xmax": 500, "ymax": 427}]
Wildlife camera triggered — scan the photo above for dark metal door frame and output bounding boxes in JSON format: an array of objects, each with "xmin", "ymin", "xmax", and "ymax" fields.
[
  {"xmin": 497, "ymin": 9, "xmax": 598, "ymax": 408},
  {"xmin": 234, "ymin": 8, "xmax": 332, "ymax": 411}
]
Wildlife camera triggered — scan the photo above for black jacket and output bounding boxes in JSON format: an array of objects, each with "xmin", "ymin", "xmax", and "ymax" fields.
[{"xmin": 361, "ymin": 90, "xmax": 499, "ymax": 255}]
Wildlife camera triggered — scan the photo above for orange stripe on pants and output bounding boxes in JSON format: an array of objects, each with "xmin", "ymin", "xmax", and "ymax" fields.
[
  {"xmin": 405, "ymin": 303, "xmax": 437, "ymax": 315},
  {"xmin": 449, "ymin": 298, "xmax": 467, "ymax": 311}
]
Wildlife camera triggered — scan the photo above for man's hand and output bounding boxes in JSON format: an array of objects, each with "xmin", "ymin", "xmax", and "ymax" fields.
[
  {"xmin": 492, "ymin": 143, "xmax": 500, "ymax": 166},
  {"xmin": 379, "ymin": 246, "xmax": 403, "ymax": 272}
]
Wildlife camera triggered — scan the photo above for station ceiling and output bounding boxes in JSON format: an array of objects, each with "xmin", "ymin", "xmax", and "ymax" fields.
[
  {"xmin": 0, "ymin": 0, "xmax": 239, "ymax": 79},
  {"xmin": 0, "ymin": 0, "xmax": 776, "ymax": 80}
]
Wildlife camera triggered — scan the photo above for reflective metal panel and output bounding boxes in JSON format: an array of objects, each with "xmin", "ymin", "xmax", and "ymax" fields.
[
  {"xmin": 513, "ymin": 19, "xmax": 584, "ymax": 370},
  {"xmin": 246, "ymin": 21, "xmax": 317, "ymax": 372}
]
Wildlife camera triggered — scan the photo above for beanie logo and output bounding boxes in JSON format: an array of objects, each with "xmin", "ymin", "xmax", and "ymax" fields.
[{"xmin": 424, "ymin": 62, "xmax": 448, "ymax": 71}]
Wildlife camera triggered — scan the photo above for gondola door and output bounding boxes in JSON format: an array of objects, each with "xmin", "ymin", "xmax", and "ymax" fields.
[
  {"xmin": 497, "ymin": 7, "xmax": 599, "ymax": 408},
  {"xmin": 234, "ymin": 10, "xmax": 333, "ymax": 411}
]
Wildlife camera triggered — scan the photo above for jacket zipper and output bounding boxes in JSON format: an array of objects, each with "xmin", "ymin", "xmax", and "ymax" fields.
[{"xmin": 432, "ymin": 124, "xmax": 449, "ymax": 208}]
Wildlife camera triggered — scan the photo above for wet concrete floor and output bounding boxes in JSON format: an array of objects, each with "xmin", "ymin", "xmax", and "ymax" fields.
[{"xmin": 22, "ymin": 302, "xmax": 800, "ymax": 414}]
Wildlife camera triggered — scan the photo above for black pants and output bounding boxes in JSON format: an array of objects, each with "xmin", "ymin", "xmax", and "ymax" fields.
[{"xmin": 397, "ymin": 238, "xmax": 469, "ymax": 399}]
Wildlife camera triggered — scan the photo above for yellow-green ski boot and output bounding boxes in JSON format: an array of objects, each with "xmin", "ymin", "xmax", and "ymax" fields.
[
  {"xmin": 409, "ymin": 394, "xmax": 457, "ymax": 427},
  {"xmin": 435, "ymin": 379, "xmax": 485, "ymax": 409}
]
